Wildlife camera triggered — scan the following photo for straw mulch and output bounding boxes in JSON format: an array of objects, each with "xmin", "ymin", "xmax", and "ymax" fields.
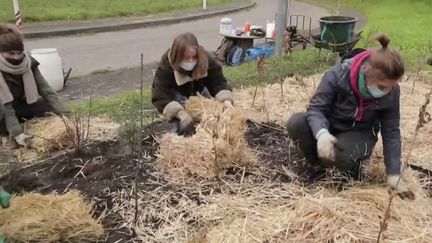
[
  {"xmin": 234, "ymin": 74, "xmax": 320, "ymax": 124},
  {"xmin": 202, "ymin": 173, "xmax": 431, "ymax": 243},
  {"xmin": 124, "ymin": 74, "xmax": 432, "ymax": 242},
  {"xmin": 234, "ymin": 74, "xmax": 432, "ymax": 169},
  {"xmin": 158, "ymin": 96, "xmax": 258, "ymax": 179},
  {"xmin": 116, "ymin": 163, "xmax": 432, "ymax": 242},
  {"xmin": 0, "ymin": 190, "xmax": 103, "ymax": 242},
  {"xmin": 7, "ymin": 115, "xmax": 120, "ymax": 163}
]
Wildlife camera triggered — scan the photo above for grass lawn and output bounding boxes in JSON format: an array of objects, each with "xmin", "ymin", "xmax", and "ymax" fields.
[
  {"xmin": 304, "ymin": 0, "xmax": 432, "ymax": 70},
  {"xmin": 69, "ymin": 88, "xmax": 153, "ymax": 122},
  {"xmin": 0, "ymin": 0, "xmax": 234, "ymax": 22},
  {"xmin": 69, "ymin": 48, "xmax": 332, "ymax": 120}
]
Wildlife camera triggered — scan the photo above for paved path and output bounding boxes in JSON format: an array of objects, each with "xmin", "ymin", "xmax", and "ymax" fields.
[{"xmin": 26, "ymin": 0, "xmax": 329, "ymax": 77}]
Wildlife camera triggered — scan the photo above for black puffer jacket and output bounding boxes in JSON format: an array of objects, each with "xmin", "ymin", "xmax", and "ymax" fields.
[{"xmin": 306, "ymin": 54, "xmax": 401, "ymax": 175}]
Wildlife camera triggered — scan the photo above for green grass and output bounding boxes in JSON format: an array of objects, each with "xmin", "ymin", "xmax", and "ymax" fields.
[
  {"xmin": 69, "ymin": 48, "xmax": 332, "ymax": 120},
  {"xmin": 69, "ymin": 89, "xmax": 153, "ymax": 122},
  {"xmin": 0, "ymin": 0, "xmax": 233, "ymax": 22},
  {"xmin": 303, "ymin": 0, "xmax": 432, "ymax": 71},
  {"xmin": 225, "ymin": 48, "xmax": 332, "ymax": 88}
]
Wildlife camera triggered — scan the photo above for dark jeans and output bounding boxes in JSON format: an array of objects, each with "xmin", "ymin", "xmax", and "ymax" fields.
[
  {"xmin": 0, "ymin": 100, "xmax": 53, "ymax": 136},
  {"xmin": 286, "ymin": 112, "xmax": 378, "ymax": 172}
]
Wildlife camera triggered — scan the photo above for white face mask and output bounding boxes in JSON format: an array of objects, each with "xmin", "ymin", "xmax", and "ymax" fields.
[
  {"xmin": 367, "ymin": 84, "xmax": 388, "ymax": 98},
  {"xmin": 180, "ymin": 61, "xmax": 197, "ymax": 71}
]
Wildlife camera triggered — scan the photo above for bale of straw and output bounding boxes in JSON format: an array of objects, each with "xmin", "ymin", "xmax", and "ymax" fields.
[
  {"xmin": 185, "ymin": 96, "xmax": 225, "ymax": 120},
  {"xmin": 159, "ymin": 132, "xmax": 217, "ymax": 179},
  {"xmin": 0, "ymin": 190, "xmax": 103, "ymax": 242},
  {"xmin": 158, "ymin": 97, "xmax": 258, "ymax": 179}
]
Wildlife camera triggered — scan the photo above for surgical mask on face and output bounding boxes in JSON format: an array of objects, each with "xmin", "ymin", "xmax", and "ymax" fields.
[
  {"xmin": 180, "ymin": 60, "xmax": 197, "ymax": 71},
  {"xmin": 367, "ymin": 84, "xmax": 388, "ymax": 98}
]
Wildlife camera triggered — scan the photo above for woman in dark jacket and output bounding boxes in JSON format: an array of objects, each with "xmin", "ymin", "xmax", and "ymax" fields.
[
  {"xmin": 152, "ymin": 32, "xmax": 233, "ymax": 135},
  {"xmin": 0, "ymin": 24, "xmax": 67, "ymax": 147},
  {"xmin": 287, "ymin": 34, "xmax": 414, "ymax": 199}
]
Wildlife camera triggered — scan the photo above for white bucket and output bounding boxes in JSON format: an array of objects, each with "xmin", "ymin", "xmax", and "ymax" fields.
[
  {"xmin": 30, "ymin": 48, "xmax": 64, "ymax": 92},
  {"xmin": 219, "ymin": 17, "xmax": 233, "ymax": 35},
  {"xmin": 266, "ymin": 21, "xmax": 275, "ymax": 38}
]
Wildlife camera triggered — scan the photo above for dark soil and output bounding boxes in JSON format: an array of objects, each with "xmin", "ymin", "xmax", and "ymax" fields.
[
  {"xmin": 244, "ymin": 120, "xmax": 327, "ymax": 183},
  {"xmin": 0, "ymin": 121, "xmax": 170, "ymax": 242},
  {"xmin": 0, "ymin": 120, "xmax": 324, "ymax": 242}
]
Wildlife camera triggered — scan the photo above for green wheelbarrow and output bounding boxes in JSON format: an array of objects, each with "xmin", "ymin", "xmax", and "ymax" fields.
[{"xmin": 311, "ymin": 15, "xmax": 361, "ymax": 60}]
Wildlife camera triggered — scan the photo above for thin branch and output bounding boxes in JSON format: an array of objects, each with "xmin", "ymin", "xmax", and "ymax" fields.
[{"xmin": 377, "ymin": 88, "xmax": 432, "ymax": 242}]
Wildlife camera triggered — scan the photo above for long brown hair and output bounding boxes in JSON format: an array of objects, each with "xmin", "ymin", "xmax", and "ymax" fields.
[
  {"xmin": 169, "ymin": 32, "xmax": 208, "ymax": 79},
  {"xmin": 368, "ymin": 33, "xmax": 404, "ymax": 80}
]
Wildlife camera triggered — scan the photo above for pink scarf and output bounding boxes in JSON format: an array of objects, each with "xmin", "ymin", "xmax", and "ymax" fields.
[{"xmin": 349, "ymin": 50, "xmax": 372, "ymax": 122}]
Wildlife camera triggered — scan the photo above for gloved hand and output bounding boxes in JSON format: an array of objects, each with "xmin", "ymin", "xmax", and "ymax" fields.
[
  {"xmin": 0, "ymin": 186, "xmax": 11, "ymax": 208},
  {"xmin": 316, "ymin": 129, "xmax": 337, "ymax": 162},
  {"xmin": 14, "ymin": 133, "xmax": 33, "ymax": 147},
  {"xmin": 387, "ymin": 174, "xmax": 415, "ymax": 200},
  {"xmin": 223, "ymin": 100, "xmax": 234, "ymax": 109},
  {"xmin": 176, "ymin": 110, "xmax": 195, "ymax": 137}
]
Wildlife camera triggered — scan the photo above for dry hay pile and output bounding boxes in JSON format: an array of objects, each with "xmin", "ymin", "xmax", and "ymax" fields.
[
  {"xmin": 0, "ymin": 190, "xmax": 103, "ymax": 242},
  {"xmin": 121, "ymin": 74, "xmax": 432, "ymax": 242},
  {"xmin": 8, "ymin": 115, "xmax": 120, "ymax": 163},
  {"xmin": 158, "ymin": 96, "xmax": 258, "ymax": 179}
]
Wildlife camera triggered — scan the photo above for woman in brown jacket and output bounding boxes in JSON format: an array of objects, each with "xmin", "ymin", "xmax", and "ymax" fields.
[{"xmin": 152, "ymin": 32, "xmax": 233, "ymax": 135}]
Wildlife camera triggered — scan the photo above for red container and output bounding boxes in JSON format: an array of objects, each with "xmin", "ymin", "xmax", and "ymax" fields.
[{"xmin": 243, "ymin": 22, "xmax": 251, "ymax": 33}]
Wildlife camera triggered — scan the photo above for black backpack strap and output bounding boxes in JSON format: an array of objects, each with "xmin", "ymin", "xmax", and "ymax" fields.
[{"xmin": 340, "ymin": 48, "xmax": 366, "ymax": 61}]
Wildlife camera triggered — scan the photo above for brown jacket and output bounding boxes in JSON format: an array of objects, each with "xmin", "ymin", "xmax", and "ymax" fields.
[{"xmin": 152, "ymin": 50, "xmax": 232, "ymax": 121}]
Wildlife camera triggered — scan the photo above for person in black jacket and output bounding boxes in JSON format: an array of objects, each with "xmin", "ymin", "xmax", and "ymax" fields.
[
  {"xmin": 152, "ymin": 32, "xmax": 233, "ymax": 136},
  {"xmin": 286, "ymin": 34, "xmax": 414, "ymax": 200}
]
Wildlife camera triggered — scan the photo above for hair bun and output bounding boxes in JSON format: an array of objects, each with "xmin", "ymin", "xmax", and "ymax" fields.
[{"xmin": 374, "ymin": 33, "xmax": 390, "ymax": 49}]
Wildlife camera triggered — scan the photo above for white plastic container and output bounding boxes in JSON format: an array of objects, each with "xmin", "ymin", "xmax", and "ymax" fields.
[
  {"xmin": 266, "ymin": 20, "xmax": 275, "ymax": 38},
  {"xmin": 219, "ymin": 17, "xmax": 233, "ymax": 35},
  {"xmin": 30, "ymin": 48, "xmax": 64, "ymax": 92}
]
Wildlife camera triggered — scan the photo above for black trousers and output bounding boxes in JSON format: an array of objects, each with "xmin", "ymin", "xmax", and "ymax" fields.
[
  {"xmin": 286, "ymin": 112, "xmax": 378, "ymax": 172},
  {"xmin": 0, "ymin": 100, "xmax": 53, "ymax": 136}
]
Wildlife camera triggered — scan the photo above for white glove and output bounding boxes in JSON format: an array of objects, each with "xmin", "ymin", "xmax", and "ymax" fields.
[
  {"xmin": 316, "ymin": 129, "xmax": 337, "ymax": 162},
  {"xmin": 176, "ymin": 110, "xmax": 194, "ymax": 136},
  {"xmin": 223, "ymin": 100, "xmax": 234, "ymax": 109},
  {"xmin": 387, "ymin": 174, "xmax": 415, "ymax": 200},
  {"xmin": 14, "ymin": 133, "xmax": 33, "ymax": 147}
]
